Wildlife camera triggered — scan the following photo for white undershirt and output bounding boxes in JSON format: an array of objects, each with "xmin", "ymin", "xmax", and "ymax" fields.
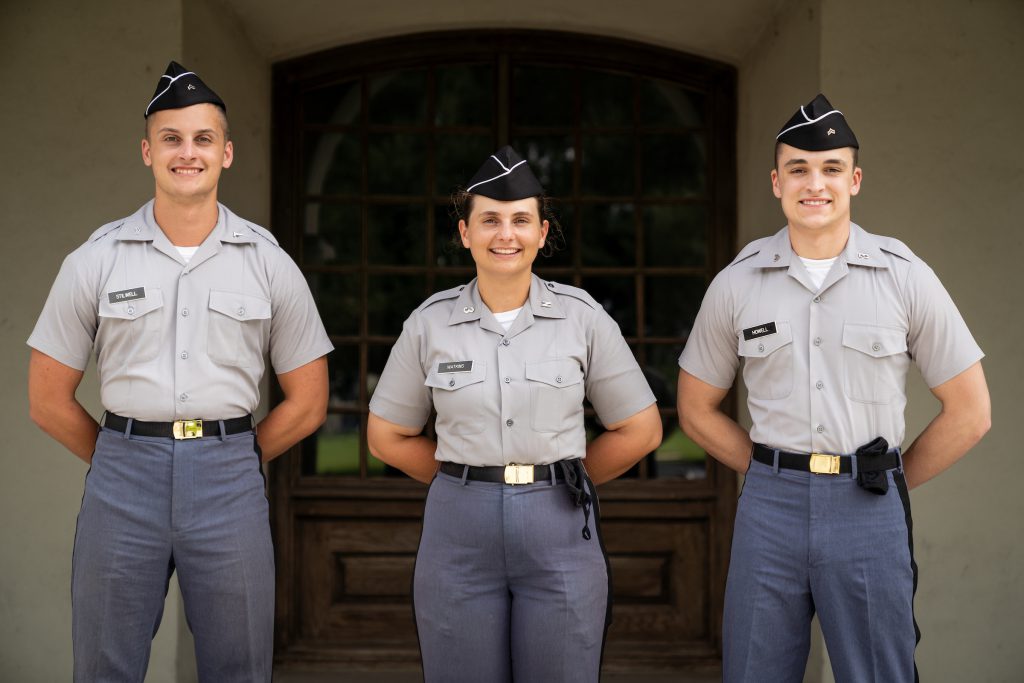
[
  {"xmin": 175, "ymin": 246, "xmax": 200, "ymax": 263},
  {"xmin": 799, "ymin": 256, "xmax": 838, "ymax": 290},
  {"xmin": 492, "ymin": 307, "xmax": 522, "ymax": 332}
]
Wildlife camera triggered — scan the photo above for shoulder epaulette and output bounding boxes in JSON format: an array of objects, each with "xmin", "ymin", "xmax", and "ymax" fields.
[
  {"xmin": 877, "ymin": 236, "xmax": 915, "ymax": 262},
  {"xmin": 730, "ymin": 236, "xmax": 771, "ymax": 266},
  {"xmin": 87, "ymin": 220, "xmax": 125, "ymax": 243},
  {"xmin": 244, "ymin": 222, "xmax": 280, "ymax": 247},
  {"xmin": 545, "ymin": 281, "xmax": 599, "ymax": 309},
  {"xmin": 416, "ymin": 285, "xmax": 465, "ymax": 312}
]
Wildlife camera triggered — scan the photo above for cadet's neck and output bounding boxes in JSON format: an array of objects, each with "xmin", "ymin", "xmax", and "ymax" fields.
[
  {"xmin": 476, "ymin": 272, "xmax": 532, "ymax": 314},
  {"xmin": 153, "ymin": 194, "xmax": 220, "ymax": 247},
  {"xmin": 788, "ymin": 221, "xmax": 850, "ymax": 259}
]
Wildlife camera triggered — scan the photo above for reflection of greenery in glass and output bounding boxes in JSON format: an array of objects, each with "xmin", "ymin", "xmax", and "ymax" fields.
[
  {"xmin": 644, "ymin": 276, "xmax": 705, "ymax": 337},
  {"xmin": 656, "ymin": 430, "xmax": 705, "ymax": 461},
  {"xmin": 582, "ymin": 134, "xmax": 633, "ymax": 196},
  {"xmin": 316, "ymin": 433, "xmax": 387, "ymax": 475},
  {"xmin": 367, "ymin": 204, "xmax": 426, "ymax": 265},
  {"xmin": 642, "ymin": 134, "xmax": 705, "ymax": 197},
  {"xmin": 581, "ymin": 70, "xmax": 632, "ymax": 127},
  {"xmin": 305, "ymin": 133, "xmax": 359, "ymax": 195},
  {"xmin": 436, "ymin": 134, "xmax": 493, "ymax": 195},
  {"xmin": 303, "ymin": 79, "xmax": 360, "ymax": 125},
  {"xmin": 367, "ymin": 275, "xmax": 426, "ymax": 336},
  {"xmin": 304, "ymin": 203, "xmax": 360, "ymax": 266},
  {"xmin": 643, "ymin": 205, "xmax": 708, "ymax": 267},
  {"xmin": 581, "ymin": 203, "xmax": 634, "ymax": 266},
  {"xmin": 368, "ymin": 133, "xmax": 426, "ymax": 195},
  {"xmin": 510, "ymin": 136, "xmax": 573, "ymax": 197},
  {"xmin": 368, "ymin": 70, "xmax": 427, "ymax": 124},
  {"xmin": 640, "ymin": 80, "xmax": 704, "ymax": 127},
  {"xmin": 435, "ymin": 65, "xmax": 494, "ymax": 126},
  {"xmin": 307, "ymin": 272, "xmax": 360, "ymax": 336},
  {"xmin": 512, "ymin": 65, "xmax": 573, "ymax": 126}
]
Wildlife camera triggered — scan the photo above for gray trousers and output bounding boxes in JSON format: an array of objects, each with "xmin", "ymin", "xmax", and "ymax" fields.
[
  {"xmin": 724, "ymin": 457, "xmax": 918, "ymax": 682},
  {"xmin": 72, "ymin": 426, "xmax": 274, "ymax": 683},
  {"xmin": 413, "ymin": 470, "xmax": 610, "ymax": 682}
]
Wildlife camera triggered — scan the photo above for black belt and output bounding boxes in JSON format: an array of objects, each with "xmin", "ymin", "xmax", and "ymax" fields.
[
  {"xmin": 439, "ymin": 461, "xmax": 568, "ymax": 484},
  {"xmin": 103, "ymin": 412, "xmax": 253, "ymax": 439},
  {"xmin": 752, "ymin": 443, "xmax": 900, "ymax": 474}
]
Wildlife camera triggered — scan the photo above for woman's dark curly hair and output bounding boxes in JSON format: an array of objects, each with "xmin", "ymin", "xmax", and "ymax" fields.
[{"xmin": 449, "ymin": 189, "xmax": 565, "ymax": 258}]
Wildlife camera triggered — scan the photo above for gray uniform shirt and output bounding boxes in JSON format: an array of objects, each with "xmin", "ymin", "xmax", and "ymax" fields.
[
  {"xmin": 28, "ymin": 200, "xmax": 333, "ymax": 421},
  {"xmin": 369, "ymin": 274, "xmax": 656, "ymax": 466},
  {"xmin": 679, "ymin": 223, "xmax": 983, "ymax": 454}
]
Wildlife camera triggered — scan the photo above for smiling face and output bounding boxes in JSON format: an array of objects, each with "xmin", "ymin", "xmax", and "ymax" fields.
[
  {"xmin": 141, "ymin": 103, "xmax": 232, "ymax": 205},
  {"xmin": 459, "ymin": 195, "xmax": 549, "ymax": 281},
  {"xmin": 771, "ymin": 144, "xmax": 861, "ymax": 238}
]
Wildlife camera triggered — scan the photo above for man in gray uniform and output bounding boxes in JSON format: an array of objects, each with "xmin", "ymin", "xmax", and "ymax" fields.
[
  {"xmin": 27, "ymin": 61, "xmax": 333, "ymax": 682},
  {"xmin": 677, "ymin": 94, "xmax": 990, "ymax": 681}
]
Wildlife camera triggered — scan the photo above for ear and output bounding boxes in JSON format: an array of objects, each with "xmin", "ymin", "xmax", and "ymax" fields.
[
  {"xmin": 539, "ymin": 219, "xmax": 549, "ymax": 246},
  {"xmin": 850, "ymin": 166, "xmax": 862, "ymax": 196},
  {"xmin": 458, "ymin": 219, "xmax": 470, "ymax": 248},
  {"xmin": 770, "ymin": 168, "xmax": 782, "ymax": 199},
  {"xmin": 141, "ymin": 138, "xmax": 153, "ymax": 167},
  {"xmin": 222, "ymin": 140, "xmax": 234, "ymax": 169}
]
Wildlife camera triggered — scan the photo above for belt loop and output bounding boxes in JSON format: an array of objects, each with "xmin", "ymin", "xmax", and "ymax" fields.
[
  {"xmin": 548, "ymin": 463, "xmax": 557, "ymax": 486},
  {"xmin": 122, "ymin": 417, "xmax": 133, "ymax": 440},
  {"xmin": 895, "ymin": 448, "xmax": 904, "ymax": 473},
  {"xmin": 772, "ymin": 448, "xmax": 780, "ymax": 474},
  {"xmin": 850, "ymin": 452, "xmax": 859, "ymax": 479},
  {"xmin": 460, "ymin": 465, "xmax": 469, "ymax": 486},
  {"xmin": 218, "ymin": 419, "xmax": 227, "ymax": 442}
]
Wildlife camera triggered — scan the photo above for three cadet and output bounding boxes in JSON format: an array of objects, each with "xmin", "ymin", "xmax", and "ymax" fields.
[
  {"xmin": 677, "ymin": 94, "xmax": 990, "ymax": 680},
  {"xmin": 367, "ymin": 147, "xmax": 662, "ymax": 682},
  {"xmin": 27, "ymin": 62, "xmax": 332, "ymax": 681}
]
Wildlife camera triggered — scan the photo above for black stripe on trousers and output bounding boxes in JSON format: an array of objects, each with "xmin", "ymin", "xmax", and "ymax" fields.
[{"xmin": 893, "ymin": 470, "xmax": 921, "ymax": 683}]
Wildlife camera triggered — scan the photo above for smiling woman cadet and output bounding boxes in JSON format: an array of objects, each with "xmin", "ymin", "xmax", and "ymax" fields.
[{"xmin": 367, "ymin": 147, "xmax": 662, "ymax": 682}]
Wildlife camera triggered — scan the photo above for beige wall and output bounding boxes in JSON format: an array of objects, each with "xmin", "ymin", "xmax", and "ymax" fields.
[{"xmin": 2, "ymin": 0, "xmax": 1020, "ymax": 679}]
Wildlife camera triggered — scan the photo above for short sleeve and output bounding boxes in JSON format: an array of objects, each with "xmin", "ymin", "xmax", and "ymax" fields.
[
  {"xmin": 678, "ymin": 268, "xmax": 739, "ymax": 389},
  {"xmin": 268, "ymin": 253, "xmax": 334, "ymax": 374},
  {"xmin": 26, "ymin": 250, "xmax": 98, "ymax": 371},
  {"xmin": 585, "ymin": 307, "xmax": 656, "ymax": 425},
  {"xmin": 369, "ymin": 313, "xmax": 433, "ymax": 429},
  {"xmin": 905, "ymin": 260, "xmax": 984, "ymax": 388}
]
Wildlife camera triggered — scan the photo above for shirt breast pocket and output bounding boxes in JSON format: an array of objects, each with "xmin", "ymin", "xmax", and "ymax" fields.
[
  {"xmin": 97, "ymin": 289, "xmax": 165, "ymax": 363},
  {"xmin": 524, "ymin": 358, "xmax": 584, "ymax": 433},
  {"xmin": 738, "ymin": 322, "xmax": 794, "ymax": 400},
  {"xmin": 425, "ymin": 361, "xmax": 487, "ymax": 435},
  {"xmin": 208, "ymin": 290, "xmax": 272, "ymax": 368},
  {"xmin": 841, "ymin": 323, "xmax": 909, "ymax": 404}
]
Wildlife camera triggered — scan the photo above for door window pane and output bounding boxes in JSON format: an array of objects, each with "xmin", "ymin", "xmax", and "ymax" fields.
[
  {"xmin": 641, "ymin": 133, "xmax": 706, "ymax": 197},
  {"xmin": 368, "ymin": 70, "xmax": 427, "ymax": 124},
  {"xmin": 302, "ymin": 416, "xmax": 362, "ymax": 476},
  {"xmin": 367, "ymin": 275, "xmax": 426, "ymax": 336},
  {"xmin": 304, "ymin": 202, "xmax": 360, "ymax": 266},
  {"xmin": 368, "ymin": 133, "xmax": 426, "ymax": 195},
  {"xmin": 640, "ymin": 80, "xmax": 704, "ymax": 127},
  {"xmin": 582, "ymin": 276, "xmax": 637, "ymax": 337},
  {"xmin": 582, "ymin": 134, "xmax": 634, "ymax": 196},
  {"xmin": 511, "ymin": 135, "xmax": 574, "ymax": 197},
  {"xmin": 644, "ymin": 276, "xmax": 705, "ymax": 337},
  {"xmin": 582, "ymin": 70, "xmax": 633, "ymax": 127},
  {"xmin": 308, "ymin": 272, "xmax": 361, "ymax": 336},
  {"xmin": 367, "ymin": 204, "xmax": 426, "ymax": 265},
  {"xmin": 643, "ymin": 204, "xmax": 708, "ymax": 267},
  {"xmin": 581, "ymin": 203, "xmax": 635, "ymax": 267},
  {"xmin": 303, "ymin": 79, "xmax": 360, "ymax": 126},
  {"xmin": 305, "ymin": 132, "xmax": 360, "ymax": 195},
  {"xmin": 435, "ymin": 65, "xmax": 494, "ymax": 126},
  {"xmin": 512, "ymin": 65, "xmax": 574, "ymax": 127},
  {"xmin": 436, "ymin": 133, "xmax": 494, "ymax": 195}
]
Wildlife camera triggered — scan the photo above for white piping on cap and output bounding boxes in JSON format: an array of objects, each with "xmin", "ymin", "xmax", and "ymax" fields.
[
  {"xmin": 466, "ymin": 158, "xmax": 529, "ymax": 193},
  {"xmin": 776, "ymin": 107, "xmax": 844, "ymax": 140},
  {"xmin": 145, "ymin": 71, "xmax": 197, "ymax": 116}
]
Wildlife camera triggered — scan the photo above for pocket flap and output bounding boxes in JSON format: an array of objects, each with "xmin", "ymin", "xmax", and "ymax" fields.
[
  {"xmin": 842, "ymin": 323, "xmax": 908, "ymax": 358},
  {"xmin": 524, "ymin": 358, "xmax": 583, "ymax": 388},
  {"xmin": 209, "ymin": 290, "xmax": 272, "ymax": 322},
  {"xmin": 98, "ymin": 288, "xmax": 164, "ymax": 320},
  {"xmin": 425, "ymin": 361, "xmax": 487, "ymax": 391},
  {"xmin": 738, "ymin": 321, "xmax": 792, "ymax": 358}
]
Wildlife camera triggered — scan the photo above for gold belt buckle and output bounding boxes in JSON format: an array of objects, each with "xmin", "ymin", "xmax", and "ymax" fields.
[
  {"xmin": 809, "ymin": 452, "xmax": 840, "ymax": 474},
  {"xmin": 172, "ymin": 419, "xmax": 203, "ymax": 439},
  {"xmin": 504, "ymin": 463, "xmax": 534, "ymax": 485}
]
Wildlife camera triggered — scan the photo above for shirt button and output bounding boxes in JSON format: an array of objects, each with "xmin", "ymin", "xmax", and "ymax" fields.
[
  {"xmin": 180, "ymin": 351, "xmax": 189, "ymax": 360},
  {"xmin": 815, "ymin": 380, "xmax": 824, "ymax": 389},
  {"xmin": 448, "ymin": 379, "xmax": 455, "ymax": 387},
  {"xmin": 813, "ymin": 337, "xmax": 822, "ymax": 346},
  {"xmin": 179, "ymin": 393, "xmax": 189, "ymax": 402},
  {"xmin": 126, "ymin": 306, "xmax": 135, "ymax": 315},
  {"xmin": 502, "ymin": 339, "xmax": 510, "ymax": 346},
  {"xmin": 872, "ymin": 342, "xmax": 881, "ymax": 352},
  {"xmin": 812, "ymin": 296, "xmax": 821, "ymax": 303},
  {"xmin": 757, "ymin": 343, "xmax": 764, "ymax": 353},
  {"xmin": 238, "ymin": 307, "xmax": 246, "ymax": 317},
  {"xmin": 555, "ymin": 376, "xmax": 562, "ymax": 383},
  {"xmin": 506, "ymin": 419, "xmax": 514, "ymax": 427},
  {"xmin": 816, "ymin": 424, "xmax": 825, "ymax": 433},
  {"xmin": 182, "ymin": 308, "xmax": 189, "ymax": 317},
  {"xmin": 504, "ymin": 377, "xmax": 511, "ymax": 383}
]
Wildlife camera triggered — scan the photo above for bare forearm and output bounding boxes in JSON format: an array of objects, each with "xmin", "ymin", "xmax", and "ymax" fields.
[
  {"xmin": 679, "ymin": 407, "xmax": 753, "ymax": 474},
  {"xmin": 256, "ymin": 399, "xmax": 326, "ymax": 461},
  {"xmin": 369, "ymin": 434, "xmax": 438, "ymax": 484},
  {"xmin": 901, "ymin": 409, "xmax": 989, "ymax": 489},
  {"xmin": 30, "ymin": 399, "xmax": 98, "ymax": 463},
  {"xmin": 585, "ymin": 405, "xmax": 663, "ymax": 485}
]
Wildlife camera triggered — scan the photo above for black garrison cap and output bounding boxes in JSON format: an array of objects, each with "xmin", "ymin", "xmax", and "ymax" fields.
[
  {"xmin": 776, "ymin": 94, "xmax": 858, "ymax": 151},
  {"xmin": 465, "ymin": 146, "xmax": 544, "ymax": 200},
  {"xmin": 144, "ymin": 61, "xmax": 226, "ymax": 118}
]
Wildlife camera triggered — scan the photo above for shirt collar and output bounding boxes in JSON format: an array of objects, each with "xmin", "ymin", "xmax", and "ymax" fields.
[
  {"xmin": 748, "ymin": 227, "xmax": 794, "ymax": 268},
  {"xmin": 841, "ymin": 223, "xmax": 888, "ymax": 268},
  {"xmin": 447, "ymin": 274, "xmax": 565, "ymax": 334}
]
